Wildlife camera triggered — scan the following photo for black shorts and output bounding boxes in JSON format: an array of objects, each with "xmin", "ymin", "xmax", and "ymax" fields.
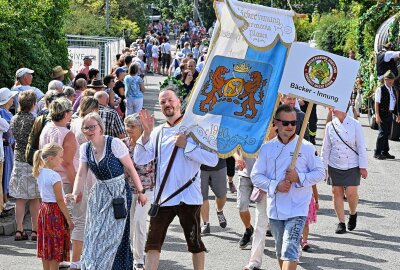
[
  {"xmin": 145, "ymin": 203, "xmax": 206, "ymax": 253},
  {"xmin": 226, "ymin": 156, "xmax": 236, "ymax": 177},
  {"xmin": 162, "ymin": 54, "xmax": 171, "ymax": 69}
]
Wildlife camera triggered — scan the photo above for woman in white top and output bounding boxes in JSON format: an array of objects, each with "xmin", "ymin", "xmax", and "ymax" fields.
[{"xmin": 321, "ymin": 109, "xmax": 368, "ymax": 234}]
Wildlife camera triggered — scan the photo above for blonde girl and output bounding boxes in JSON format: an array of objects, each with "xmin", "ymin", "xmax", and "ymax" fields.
[{"xmin": 33, "ymin": 143, "xmax": 73, "ymax": 270}]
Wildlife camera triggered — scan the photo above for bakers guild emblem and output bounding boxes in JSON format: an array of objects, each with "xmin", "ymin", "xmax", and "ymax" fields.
[{"xmin": 304, "ymin": 55, "xmax": 338, "ymax": 89}]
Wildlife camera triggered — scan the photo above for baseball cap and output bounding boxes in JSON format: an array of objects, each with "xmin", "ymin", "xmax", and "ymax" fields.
[
  {"xmin": 115, "ymin": 67, "xmax": 126, "ymax": 76},
  {"xmin": 0, "ymin": 87, "xmax": 18, "ymax": 106},
  {"xmin": 83, "ymin": 55, "xmax": 94, "ymax": 60},
  {"xmin": 16, "ymin": 68, "xmax": 34, "ymax": 78}
]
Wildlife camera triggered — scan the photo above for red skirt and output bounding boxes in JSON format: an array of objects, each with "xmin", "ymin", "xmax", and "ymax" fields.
[{"xmin": 37, "ymin": 202, "xmax": 70, "ymax": 262}]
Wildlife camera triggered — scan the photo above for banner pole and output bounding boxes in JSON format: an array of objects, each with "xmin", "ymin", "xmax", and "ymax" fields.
[{"xmin": 289, "ymin": 101, "xmax": 313, "ymax": 170}]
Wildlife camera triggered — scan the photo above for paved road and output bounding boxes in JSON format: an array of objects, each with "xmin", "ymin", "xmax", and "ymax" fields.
[{"xmin": 1, "ymin": 73, "xmax": 400, "ymax": 270}]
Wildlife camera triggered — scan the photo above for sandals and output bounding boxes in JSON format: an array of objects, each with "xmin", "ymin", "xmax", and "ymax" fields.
[
  {"xmin": 31, "ymin": 230, "xmax": 37, "ymax": 241},
  {"xmin": 14, "ymin": 230, "xmax": 29, "ymax": 241}
]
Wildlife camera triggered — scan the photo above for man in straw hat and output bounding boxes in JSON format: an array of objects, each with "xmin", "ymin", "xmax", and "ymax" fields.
[
  {"xmin": 374, "ymin": 70, "xmax": 397, "ymax": 160},
  {"xmin": 51, "ymin": 66, "xmax": 68, "ymax": 82}
]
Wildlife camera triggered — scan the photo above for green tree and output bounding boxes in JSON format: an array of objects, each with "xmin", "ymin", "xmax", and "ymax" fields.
[{"xmin": 0, "ymin": 0, "xmax": 69, "ymax": 91}]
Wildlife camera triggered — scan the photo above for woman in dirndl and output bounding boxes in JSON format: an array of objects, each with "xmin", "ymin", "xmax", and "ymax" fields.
[
  {"xmin": 9, "ymin": 90, "xmax": 41, "ymax": 241},
  {"xmin": 73, "ymin": 112, "xmax": 147, "ymax": 270},
  {"xmin": 321, "ymin": 109, "xmax": 368, "ymax": 234}
]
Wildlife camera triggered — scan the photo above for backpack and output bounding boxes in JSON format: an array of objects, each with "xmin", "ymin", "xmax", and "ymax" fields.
[{"xmin": 25, "ymin": 114, "xmax": 49, "ymax": 165}]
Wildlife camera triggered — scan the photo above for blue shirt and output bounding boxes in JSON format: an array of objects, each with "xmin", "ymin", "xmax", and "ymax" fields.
[
  {"xmin": 124, "ymin": 75, "xmax": 143, "ymax": 99},
  {"xmin": 11, "ymin": 85, "xmax": 44, "ymax": 112}
]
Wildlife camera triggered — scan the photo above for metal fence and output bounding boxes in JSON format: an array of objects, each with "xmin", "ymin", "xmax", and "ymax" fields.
[{"xmin": 67, "ymin": 35, "xmax": 126, "ymax": 79}]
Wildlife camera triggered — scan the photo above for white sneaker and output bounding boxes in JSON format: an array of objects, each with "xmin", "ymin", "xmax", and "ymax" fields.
[
  {"xmin": 69, "ymin": 261, "xmax": 81, "ymax": 269},
  {"xmin": 58, "ymin": 261, "xmax": 70, "ymax": 269},
  {"xmin": 4, "ymin": 201, "xmax": 15, "ymax": 211}
]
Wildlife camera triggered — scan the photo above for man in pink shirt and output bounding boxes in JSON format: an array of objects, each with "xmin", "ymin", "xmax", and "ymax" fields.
[{"xmin": 77, "ymin": 55, "xmax": 93, "ymax": 79}]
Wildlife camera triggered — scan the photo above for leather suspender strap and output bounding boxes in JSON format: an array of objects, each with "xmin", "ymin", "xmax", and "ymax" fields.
[
  {"xmin": 331, "ymin": 123, "xmax": 359, "ymax": 156},
  {"xmin": 153, "ymin": 144, "xmax": 179, "ymax": 205},
  {"xmin": 159, "ymin": 172, "xmax": 198, "ymax": 206}
]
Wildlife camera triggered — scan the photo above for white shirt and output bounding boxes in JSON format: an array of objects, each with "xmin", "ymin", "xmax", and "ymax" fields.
[
  {"xmin": 134, "ymin": 123, "xmax": 218, "ymax": 206},
  {"xmin": 132, "ymin": 57, "xmax": 146, "ymax": 74},
  {"xmin": 321, "ymin": 116, "xmax": 368, "ymax": 170},
  {"xmin": 375, "ymin": 84, "xmax": 396, "ymax": 111},
  {"xmin": 383, "ymin": 50, "xmax": 400, "ymax": 62},
  {"xmin": 251, "ymin": 136, "xmax": 325, "ymax": 220},
  {"xmin": 11, "ymin": 85, "xmax": 45, "ymax": 114},
  {"xmin": 0, "ymin": 116, "xmax": 10, "ymax": 161},
  {"xmin": 151, "ymin": 45, "xmax": 159, "ymax": 58},
  {"xmin": 38, "ymin": 168, "xmax": 64, "ymax": 203},
  {"xmin": 162, "ymin": 42, "xmax": 171, "ymax": 54},
  {"xmin": 80, "ymin": 136, "xmax": 129, "ymax": 164}
]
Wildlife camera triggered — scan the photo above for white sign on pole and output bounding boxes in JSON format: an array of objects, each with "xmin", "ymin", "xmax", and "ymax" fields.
[
  {"xmin": 68, "ymin": 47, "xmax": 100, "ymax": 74},
  {"xmin": 279, "ymin": 42, "xmax": 360, "ymax": 112}
]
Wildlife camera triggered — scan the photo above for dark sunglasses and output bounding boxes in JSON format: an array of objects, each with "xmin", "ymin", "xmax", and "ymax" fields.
[{"xmin": 275, "ymin": 119, "xmax": 297, "ymax": 126}]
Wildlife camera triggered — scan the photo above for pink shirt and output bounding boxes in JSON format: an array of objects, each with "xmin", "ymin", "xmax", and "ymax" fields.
[
  {"xmin": 77, "ymin": 65, "xmax": 90, "ymax": 78},
  {"xmin": 39, "ymin": 121, "xmax": 78, "ymax": 184}
]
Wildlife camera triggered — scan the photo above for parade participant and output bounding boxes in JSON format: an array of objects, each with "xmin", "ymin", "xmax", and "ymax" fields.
[
  {"xmin": 242, "ymin": 129, "xmax": 277, "ymax": 270},
  {"xmin": 281, "ymin": 94, "xmax": 310, "ymax": 141},
  {"xmin": 160, "ymin": 38, "xmax": 172, "ymax": 76},
  {"xmin": 39, "ymin": 97, "xmax": 78, "ymax": 195},
  {"xmin": 0, "ymin": 88, "xmax": 18, "ymax": 212},
  {"xmin": 134, "ymin": 86, "xmax": 218, "ymax": 270},
  {"xmin": 251, "ymin": 104, "xmax": 325, "ymax": 270},
  {"xmin": 321, "ymin": 109, "xmax": 368, "ymax": 234},
  {"xmin": 69, "ymin": 97, "xmax": 99, "ymax": 270},
  {"xmin": 124, "ymin": 64, "xmax": 145, "ymax": 115},
  {"xmin": 72, "ymin": 112, "xmax": 147, "ymax": 270},
  {"xmin": 9, "ymin": 91, "xmax": 41, "ymax": 241},
  {"xmin": 226, "ymin": 156, "xmax": 237, "ymax": 193},
  {"xmin": 122, "ymin": 114, "xmax": 154, "ymax": 270},
  {"xmin": 200, "ymin": 158, "xmax": 228, "ymax": 234},
  {"xmin": 374, "ymin": 70, "xmax": 397, "ymax": 160},
  {"xmin": 33, "ymin": 143, "xmax": 73, "ymax": 270}
]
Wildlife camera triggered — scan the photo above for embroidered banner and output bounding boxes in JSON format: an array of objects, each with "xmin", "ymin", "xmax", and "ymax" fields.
[{"xmin": 180, "ymin": 0, "xmax": 295, "ymax": 157}]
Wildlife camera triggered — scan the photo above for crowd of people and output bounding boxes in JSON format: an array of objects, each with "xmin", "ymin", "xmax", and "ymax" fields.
[{"xmin": 2, "ymin": 18, "xmax": 399, "ymax": 270}]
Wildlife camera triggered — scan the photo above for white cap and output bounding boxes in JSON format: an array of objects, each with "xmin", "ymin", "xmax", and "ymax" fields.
[
  {"xmin": 16, "ymin": 68, "xmax": 34, "ymax": 78},
  {"xmin": 137, "ymin": 49, "xmax": 145, "ymax": 56},
  {"xmin": 0, "ymin": 88, "xmax": 18, "ymax": 105}
]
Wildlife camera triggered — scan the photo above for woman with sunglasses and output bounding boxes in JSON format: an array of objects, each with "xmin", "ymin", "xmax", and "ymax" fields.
[
  {"xmin": 72, "ymin": 112, "xmax": 147, "ymax": 270},
  {"xmin": 122, "ymin": 114, "xmax": 154, "ymax": 270},
  {"xmin": 321, "ymin": 109, "xmax": 368, "ymax": 234}
]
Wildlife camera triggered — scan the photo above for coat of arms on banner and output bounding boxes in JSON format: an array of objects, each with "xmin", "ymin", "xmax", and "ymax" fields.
[
  {"xmin": 179, "ymin": 0, "xmax": 296, "ymax": 157},
  {"xmin": 193, "ymin": 56, "xmax": 271, "ymax": 122}
]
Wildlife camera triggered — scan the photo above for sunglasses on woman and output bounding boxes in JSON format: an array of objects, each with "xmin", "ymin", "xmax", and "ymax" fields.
[{"xmin": 275, "ymin": 119, "xmax": 297, "ymax": 126}]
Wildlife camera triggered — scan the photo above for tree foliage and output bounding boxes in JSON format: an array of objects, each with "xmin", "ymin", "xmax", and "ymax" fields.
[
  {"xmin": 65, "ymin": 0, "xmax": 151, "ymax": 40},
  {"xmin": 0, "ymin": 0, "xmax": 69, "ymax": 91}
]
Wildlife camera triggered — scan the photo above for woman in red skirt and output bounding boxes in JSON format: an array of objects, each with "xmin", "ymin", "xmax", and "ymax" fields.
[{"xmin": 32, "ymin": 143, "xmax": 74, "ymax": 270}]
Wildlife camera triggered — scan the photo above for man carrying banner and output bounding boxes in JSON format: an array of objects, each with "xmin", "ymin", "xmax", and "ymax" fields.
[
  {"xmin": 251, "ymin": 104, "xmax": 325, "ymax": 270},
  {"xmin": 134, "ymin": 85, "xmax": 218, "ymax": 270}
]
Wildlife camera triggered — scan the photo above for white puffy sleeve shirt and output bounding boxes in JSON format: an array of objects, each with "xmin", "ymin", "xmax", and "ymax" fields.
[
  {"xmin": 321, "ymin": 116, "xmax": 368, "ymax": 170},
  {"xmin": 134, "ymin": 123, "xmax": 219, "ymax": 206}
]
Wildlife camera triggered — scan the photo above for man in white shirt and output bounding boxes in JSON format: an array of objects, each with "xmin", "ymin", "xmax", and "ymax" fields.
[
  {"xmin": 134, "ymin": 86, "xmax": 218, "ymax": 270},
  {"xmin": 161, "ymin": 38, "xmax": 172, "ymax": 76},
  {"xmin": 251, "ymin": 104, "xmax": 325, "ymax": 270},
  {"xmin": 376, "ymin": 42, "xmax": 400, "ymax": 81},
  {"xmin": 133, "ymin": 49, "xmax": 146, "ymax": 76},
  {"xmin": 374, "ymin": 70, "xmax": 397, "ymax": 159},
  {"xmin": 11, "ymin": 68, "xmax": 45, "ymax": 114}
]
